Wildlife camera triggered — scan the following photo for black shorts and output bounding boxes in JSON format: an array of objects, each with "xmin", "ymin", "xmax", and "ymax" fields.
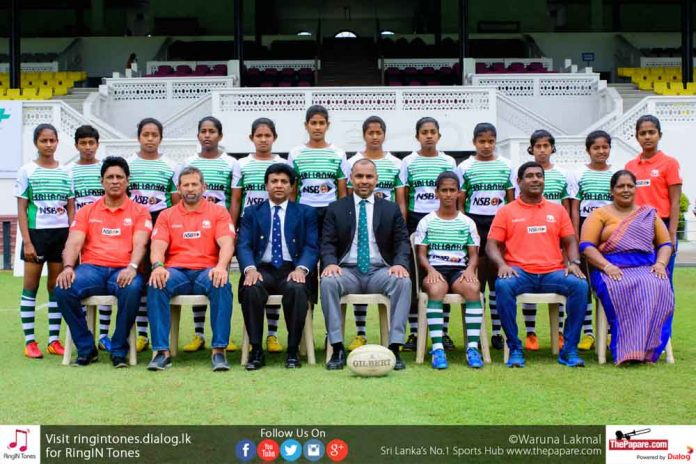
[
  {"xmin": 433, "ymin": 265, "xmax": 468, "ymax": 288},
  {"xmin": 21, "ymin": 228, "xmax": 69, "ymax": 263},
  {"xmin": 468, "ymin": 213, "xmax": 495, "ymax": 257}
]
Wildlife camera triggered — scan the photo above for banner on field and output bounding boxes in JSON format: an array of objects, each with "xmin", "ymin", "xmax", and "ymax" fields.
[{"xmin": 0, "ymin": 101, "xmax": 23, "ymax": 179}]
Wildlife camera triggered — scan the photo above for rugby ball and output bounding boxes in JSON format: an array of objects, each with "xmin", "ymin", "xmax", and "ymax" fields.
[{"xmin": 347, "ymin": 344, "xmax": 395, "ymax": 377}]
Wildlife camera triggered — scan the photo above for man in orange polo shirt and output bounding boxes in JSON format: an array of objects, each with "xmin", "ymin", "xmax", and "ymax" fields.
[
  {"xmin": 486, "ymin": 161, "xmax": 588, "ymax": 368},
  {"xmin": 55, "ymin": 156, "xmax": 151, "ymax": 368},
  {"xmin": 147, "ymin": 166, "xmax": 234, "ymax": 372}
]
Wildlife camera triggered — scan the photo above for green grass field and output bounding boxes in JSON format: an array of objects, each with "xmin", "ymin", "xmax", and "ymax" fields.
[{"xmin": 0, "ymin": 269, "xmax": 694, "ymax": 425}]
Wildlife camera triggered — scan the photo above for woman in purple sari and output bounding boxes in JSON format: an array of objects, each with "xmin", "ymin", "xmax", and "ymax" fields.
[{"xmin": 579, "ymin": 170, "xmax": 674, "ymax": 365}]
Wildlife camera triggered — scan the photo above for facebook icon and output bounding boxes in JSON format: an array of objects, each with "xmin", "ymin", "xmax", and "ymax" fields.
[{"xmin": 235, "ymin": 439, "xmax": 256, "ymax": 462}]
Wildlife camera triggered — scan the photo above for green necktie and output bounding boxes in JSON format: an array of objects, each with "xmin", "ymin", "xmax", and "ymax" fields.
[{"xmin": 357, "ymin": 199, "xmax": 370, "ymax": 273}]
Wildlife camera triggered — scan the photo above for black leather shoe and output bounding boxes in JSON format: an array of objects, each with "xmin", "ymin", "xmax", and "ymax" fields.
[
  {"xmin": 111, "ymin": 355, "xmax": 128, "ymax": 368},
  {"xmin": 285, "ymin": 352, "xmax": 301, "ymax": 369},
  {"xmin": 246, "ymin": 349, "xmax": 265, "ymax": 371},
  {"xmin": 326, "ymin": 348, "xmax": 346, "ymax": 370},
  {"xmin": 394, "ymin": 353, "xmax": 406, "ymax": 371},
  {"xmin": 73, "ymin": 347, "xmax": 98, "ymax": 367}
]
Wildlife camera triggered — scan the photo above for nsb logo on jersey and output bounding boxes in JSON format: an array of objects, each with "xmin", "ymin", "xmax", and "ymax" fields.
[
  {"xmin": 183, "ymin": 231, "xmax": 201, "ymax": 239},
  {"xmin": 415, "ymin": 192, "xmax": 436, "ymax": 201},
  {"xmin": 38, "ymin": 206, "xmax": 66, "ymax": 215},
  {"xmin": 472, "ymin": 197, "xmax": 501, "ymax": 207}
]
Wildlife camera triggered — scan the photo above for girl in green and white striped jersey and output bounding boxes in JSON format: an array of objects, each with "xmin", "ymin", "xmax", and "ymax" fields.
[
  {"xmin": 400, "ymin": 117, "xmax": 460, "ymax": 351},
  {"xmin": 345, "ymin": 116, "xmax": 406, "ymax": 351},
  {"xmin": 66, "ymin": 125, "xmax": 115, "ymax": 352},
  {"xmin": 457, "ymin": 123, "xmax": 515, "ymax": 352},
  {"xmin": 288, "ymin": 105, "xmax": 349, "ymax": 233},
  {"xmin": 233, "ymin": 118, "xmax": 290, "ymax": 223},
  {"xmin": 289, "ymin": 106, "xmax": 348, "ymax": 305},
  {"xmin": 521, "ymin": 130, "xmax": 577, "ymax": 350},
  {"xmin": 572, "ymin": 130, "xmax": 616, "ymax": 348},
  {"xmin": 127, "ymin": 118, "xmax": 178, "ymax": 352},
  {"xmin": 414, "ymin": 172, "xmax": 483, "ymax": 369},
  {"xmin": 15, "ymin": 124, "xmax": 75, "ymax": 359},
  {"xmin": 174, "ymin": 116, "xmax": 242, "ymax": 353}
]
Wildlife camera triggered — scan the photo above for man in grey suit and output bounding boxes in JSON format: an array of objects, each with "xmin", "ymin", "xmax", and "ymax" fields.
[{"xmin": 320, "ymin": 159, "xmax": 411, "ymax": 370}]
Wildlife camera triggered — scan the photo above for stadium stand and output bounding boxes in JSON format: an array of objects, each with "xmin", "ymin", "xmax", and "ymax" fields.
[{"xmin": 0, "ymin": 71, "xmax": 86, "ymax": 99}]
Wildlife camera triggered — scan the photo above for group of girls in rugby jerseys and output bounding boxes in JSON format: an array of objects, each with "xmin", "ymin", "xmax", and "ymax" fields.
[{"xmin": 17, "ymin": 108, "xmax": 678, "ymax": 372}]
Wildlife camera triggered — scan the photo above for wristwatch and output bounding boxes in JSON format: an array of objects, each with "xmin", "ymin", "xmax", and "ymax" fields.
[
  {"xmin": 569, "ymin": 259, "xmax": 582, "ymax": 266},
  {"xmin": 151, "ymin": 261, "xmax": 164, "ymax": 270}
]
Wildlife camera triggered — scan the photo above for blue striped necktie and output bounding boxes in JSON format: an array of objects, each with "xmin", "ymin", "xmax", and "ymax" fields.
[{"xmin": 271, "ymin": 205, "xmax": 283, "ymax": 268}]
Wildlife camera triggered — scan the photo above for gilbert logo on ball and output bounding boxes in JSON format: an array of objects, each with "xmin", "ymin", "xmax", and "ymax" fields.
[{"xmin": 346, "ymin": 344, "xmax": 395, "ymax": 377}]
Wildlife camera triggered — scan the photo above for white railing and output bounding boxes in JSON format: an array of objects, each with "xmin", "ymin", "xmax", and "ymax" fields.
[
  {"xmin": 146, "ymin": 60, "xmax": 235, "ymax": 75},
  {"xmin": 607, "ymin": 96, "xmax": 696, "ymax": 147},
  {"xmin": 82, "ymin": 92, "xmax": 128, "ymax": 139},
  {"xmin": 383, "ymin": 58, "xmax": 458, "ymax": 69},
  {"xmin": 583, "ymin": 87, "xmax": 624, "ymax": 132},
  {"xmin": 246, "ymin": 60, "xmax": 318, "ymax": 71},
  {"xmin": 475, "ymin": 57, "xmax": 553, "ymax": 70},
  {"xmin": 100, "ymin": 76, "xmax": 236, "ymax": 101},
  {"xmin": 146, "ymin": 59, "xmax": 319, "ymax": 74},
  {"xmin": 0, "ymin": 62, "xmax": 59, "ymax": 73},
  {"xmin": 472, "ymin": 73, "xmax": 603, "ymax": 97},
  {"xmin": 639, "ymin": 57, "xmax": 690, "ymax": 68},
  {"xmin": 161, "ymin": 95, "xmax": 213, "ymax": 139},
  {"xmin": 212, "ymin": 86, "xmax": 496, "ymax": 152},
  {"xmin": 23, "ymin": 101, "xmax": 122, "ymax": 141},
  {"xmin": 382, "ymin": 58, "xmax": 553, "ymax": 70},
  {"xmin": 99, "ymin": 139, "xmax": 199, "ymax": 164},
  {"xmin": 496, "ymin": 91, "xmax": 566, "ymax": 136}
]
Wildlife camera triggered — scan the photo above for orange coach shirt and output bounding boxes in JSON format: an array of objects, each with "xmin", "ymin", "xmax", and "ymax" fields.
[
  {"xmin": 488, "ymin": 198, "xmax": 575, "ymax": 274},
  {"xmin": 625, "ymin": 151, "xmax": 682, "ymax": 219},
  {"xmin": 152, "ymin": 200, "xmax": 234, "ymax": 270},
  {"xmin": 71, "ymin": 197, "xmax": 152, "ymax": 268}
]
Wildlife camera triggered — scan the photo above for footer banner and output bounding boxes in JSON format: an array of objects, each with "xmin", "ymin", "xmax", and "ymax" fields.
[{"xmin": 0, "ymin": 425, "xmax": 692, "ymax": 463}]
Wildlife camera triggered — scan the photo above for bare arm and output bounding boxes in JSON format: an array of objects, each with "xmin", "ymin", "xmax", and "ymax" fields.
[
  {"xmin": 668, "ymin": 184, "xmax": 682, "ymax": 245},
  {"xmin": 208, "ymin": 235, "xmax": 234, "ymax": 287},
  {"xmin": 66, "ymin": 198, "xmax": 75, "ymax": 224},
  {"xmin": 416, "ymin": 244, "xmax": 434, "ymax": 274},
  {"xmin": 130, "ymin": 230, "xmax": 150, "ymax": 267},
  {"xmin": 56, "ymin": 230, "xmax": 86, "ymax": 289},
  {"xmin": 485, "ymin": 238, "xmax": 506, "ymax": 268},
  {"xmin": 560, "ymin": 234, "xmax": 581, "ymax": 263},
  {"xmin": 395, "ymin": 187, "xmax": 407, "ymax": 219},
  {"xmin": 466, "ymin": 245, "xmax": 479, "ymax": 274},
  {"xmin": 337, "ymin": 179, "xmax": 347, "ymax": 199},
  {"xmin": 230, "ymin": 189, "xmax": 242, "ymax": 227},
  {"xmin": 215, "ymin": 235, "xmax": 234, "ymax": 269},
  {"xmin": 150, "ymin": 239, "xmax": 169, "ymax": 265},
  {"xmin": 570, "ymin": 199, "xmax": 580, "ymax": 237},
  {"xmin": 17, "ymin": 198, "xmax": 31, "ymax": 244},
  {"xmin": 486, "ymin": 238, "xmax": 517, "ymax": 278},
  {"xmin": 61, "ymin": 230, "xmax": 86, "ymax": 267},
  {"xmin": 17, "ymin": 198, "xmax": 37, "ymax": 262}
]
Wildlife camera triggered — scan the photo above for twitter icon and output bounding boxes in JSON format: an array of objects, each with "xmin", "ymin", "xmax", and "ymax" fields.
[{"xmin": 280, "ymin": 439, "xmax": 302, "ymax": 462}]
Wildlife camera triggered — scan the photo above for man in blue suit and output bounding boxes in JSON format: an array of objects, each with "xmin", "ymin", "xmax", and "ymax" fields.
[{"xmin": 237, "ymin": 163, "xmax": 319, "ymax": 370}]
